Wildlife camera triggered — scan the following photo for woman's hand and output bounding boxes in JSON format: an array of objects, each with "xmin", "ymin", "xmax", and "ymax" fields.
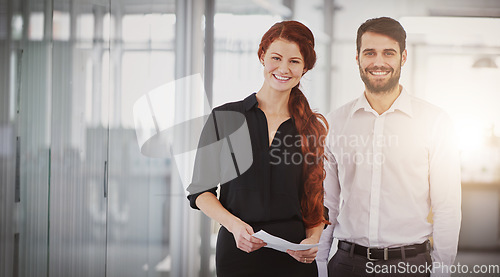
[
  {"xmin": 195, "ymin": 193, "xmax": 266, "ymax": 253},
  {"xmin": 228, "ymin": 218, "xmax": 267, "ymax": 253},
  {"xmin": 286, "ymin": 236, "xmax": 319, "ymax": 264}
]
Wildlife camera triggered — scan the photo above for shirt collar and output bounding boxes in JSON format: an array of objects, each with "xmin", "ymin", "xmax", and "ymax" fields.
[
  {"xmin": 243, "ymin": 92, "xmax": 296, "ymax": 124},
  {"xmin": 349, "ymin": 93, "xmax": 373, "ymax": 117},
  {"xmin": 388, "ymin": 87, "xmax": 413, "ymax": 117},
  {"xmin": 243, "ymin": 93, "xmax": 258, "ymax": 111},
  {"xmin": 349, "ymin": 87, "xmax": 413, "ymax": 118}
]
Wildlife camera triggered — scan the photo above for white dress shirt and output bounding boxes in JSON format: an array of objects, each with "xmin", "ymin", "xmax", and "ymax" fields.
[{"xmin": 317, "ymin": 88, "xmax": 461, "ymax": 276}]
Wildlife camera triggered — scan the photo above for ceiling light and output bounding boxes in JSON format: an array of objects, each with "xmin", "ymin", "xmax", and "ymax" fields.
[{"xmin": 472, "ymin": 57, "xmax": 498, "ymax": 69}]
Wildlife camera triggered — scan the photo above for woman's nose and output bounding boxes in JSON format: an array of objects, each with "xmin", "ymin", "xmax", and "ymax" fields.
[{"xmin": 277, "ymin": 61, "xmax": 289, "ymax": 73}]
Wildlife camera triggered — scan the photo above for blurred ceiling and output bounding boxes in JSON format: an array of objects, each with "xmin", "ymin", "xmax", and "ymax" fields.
[{"xmin": 42, "ymin": 0, "xmax": 500, "ymax": 18}]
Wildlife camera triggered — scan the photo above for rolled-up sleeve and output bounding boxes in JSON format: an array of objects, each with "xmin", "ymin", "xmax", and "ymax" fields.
[
  {"xmin": 186, "ymin": 111, "xmax": 221, "ymax": 209},
  {"xmin": 187, "ymin": 187, "xmax": 218, "ymax": 210}
]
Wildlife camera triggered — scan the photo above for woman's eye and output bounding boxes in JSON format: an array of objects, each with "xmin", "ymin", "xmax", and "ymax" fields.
[
  {"xmin": 291, "ymin": 60, "xmax": 300, "ymax": 64},
  {"xmin": 272, "ymin": 57, "xmax": 280, "ymax": 61}
]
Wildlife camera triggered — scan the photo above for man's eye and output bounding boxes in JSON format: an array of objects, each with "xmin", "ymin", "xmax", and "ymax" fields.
[{"xmin": 385, "ymin": 52, "xmax": 395, "ymax": 56}]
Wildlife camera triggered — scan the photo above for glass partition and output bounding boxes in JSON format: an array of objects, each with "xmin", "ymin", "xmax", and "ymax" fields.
[
  {"xmin": 1, "ymin": 0, "xmax": 52, "ymax": 276},
  {"xmin": 49, "ymin": 0, "xmax": 110, "ymax": 276},
  {"xmin": 106, "ymin": 1, "xmax": 176, "ymax": 277}
]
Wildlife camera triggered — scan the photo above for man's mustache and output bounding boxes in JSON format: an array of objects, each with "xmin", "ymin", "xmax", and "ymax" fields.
[{"xmin": 364, "ymin": 66, "xmax": 393, "ymax": 72}]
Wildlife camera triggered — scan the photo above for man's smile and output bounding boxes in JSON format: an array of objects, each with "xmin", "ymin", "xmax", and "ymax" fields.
[
  {"xmin": 369, "ymin": 70, "xmax": 390, "ymax": 76},
  {"xmin": 367, "ymin": 67, "xmax": 392, "ymax": 77}
]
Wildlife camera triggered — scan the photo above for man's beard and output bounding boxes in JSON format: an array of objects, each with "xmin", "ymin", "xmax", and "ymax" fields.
[{"xmin": 359, "ymin": 64, "xmax": 401, "ymax": 94}]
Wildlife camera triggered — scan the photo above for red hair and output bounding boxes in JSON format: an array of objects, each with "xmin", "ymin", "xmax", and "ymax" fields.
[{"xmin": 258, "ymin": 21, "xmax": 329, "ymax": 228}]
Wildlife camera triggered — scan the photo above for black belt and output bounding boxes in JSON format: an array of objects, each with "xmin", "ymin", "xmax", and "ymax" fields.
[{"xmin": 338, "ymin": 240, "xmax": 430, "ymax": 261}]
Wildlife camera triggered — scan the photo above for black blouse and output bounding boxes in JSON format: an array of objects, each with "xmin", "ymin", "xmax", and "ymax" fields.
[{"xmin": 187, "ymin": 93, "xmax": 305, "ymax": 224}]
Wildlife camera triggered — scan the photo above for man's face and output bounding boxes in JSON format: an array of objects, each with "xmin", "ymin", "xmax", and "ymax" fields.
[{"xmin": 356, "ymin": 32, "xmax": 407, "ymax": 94}]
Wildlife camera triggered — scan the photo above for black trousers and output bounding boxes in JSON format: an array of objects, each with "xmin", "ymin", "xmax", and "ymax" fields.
[
  {"xmin": 328, "ymin": 246, "xmax": 432, "ymax": 277},
  {"xmin": 216, "ymin": 220, "xmax": 318, "ymax": 277}
]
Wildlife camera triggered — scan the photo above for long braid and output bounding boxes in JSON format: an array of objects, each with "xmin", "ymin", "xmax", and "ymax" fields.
[{"xmin": 289, "ymin": 86, "xmax": 329, "ymax": 228}]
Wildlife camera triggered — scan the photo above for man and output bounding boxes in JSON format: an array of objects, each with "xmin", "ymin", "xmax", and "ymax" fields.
[{"xmin": 317, "ymin": 17, "xmax": 461, "ymax": 277}]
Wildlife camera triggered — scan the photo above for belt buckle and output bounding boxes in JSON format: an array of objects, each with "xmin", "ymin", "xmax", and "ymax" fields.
[
  {"xmin": 366, "ymin": 247, "xmax": 389, "ymax": 261},
  {"xmin": 366, "ymin": 248, "xmax": 378, "ymax": 261}
]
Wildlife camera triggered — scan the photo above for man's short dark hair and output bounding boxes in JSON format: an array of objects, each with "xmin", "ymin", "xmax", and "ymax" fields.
[{"xmin": 356, "ymin": 17, "xmax": 406, "ymax": 54}]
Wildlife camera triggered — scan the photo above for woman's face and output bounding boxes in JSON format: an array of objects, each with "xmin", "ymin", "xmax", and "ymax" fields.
[{"xmin": 260, "ymin": 39, "xmax": 305, "ymax": 94}]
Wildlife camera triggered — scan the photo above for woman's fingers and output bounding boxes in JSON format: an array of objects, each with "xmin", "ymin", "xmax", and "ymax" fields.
[
  {"xmin": 233, "ymin": 225, "xmax": 266, "ymax": 253},
  {"xmin": 287, "ymin": 241, "xmax": 319, "ymax": 263},
  {"xmin": 286, "ymin": 249, "xmax": 317, "ymax": 263},
  {"xmin": 235, "ymin": 238, "xmax": 253, "ymax": 251},
  {"xmin": 236, "ymin": 238, "xmax": 265, "ymax": 253},
  {"xmin": 249, "ymin": 236, "xmax": 265, "ymax": 244}
]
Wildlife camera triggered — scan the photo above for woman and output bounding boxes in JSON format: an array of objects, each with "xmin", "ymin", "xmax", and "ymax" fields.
[{"xmin": 187, "ymin": 20, "xmax": 328, "ymax": 276}]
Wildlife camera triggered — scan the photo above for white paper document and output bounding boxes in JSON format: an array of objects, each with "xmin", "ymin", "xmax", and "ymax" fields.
[{"xmin": 252, "ymin": 230, "xmax": 319, "ymax": 253}]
